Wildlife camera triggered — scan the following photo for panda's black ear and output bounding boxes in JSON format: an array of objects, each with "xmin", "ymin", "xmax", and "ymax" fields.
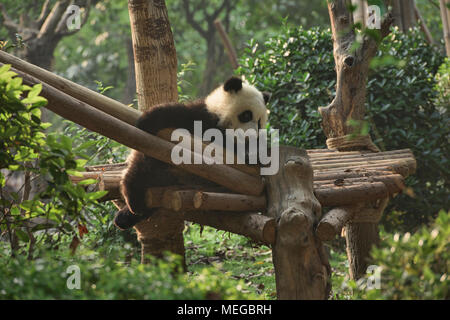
[
  {"xmin": 262, "ymin": 91, "xmax": 271, "ymax": 104},
  {"xmin": 224, "ymin": 77, "xmax": 243, "ymax": 93}
]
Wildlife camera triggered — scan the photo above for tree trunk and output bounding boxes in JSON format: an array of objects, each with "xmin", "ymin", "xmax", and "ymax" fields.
[
  {"xmin": 391, "ymin": 0, "xmax": 417, "ymax": 32},
  {"xmin": 440, "ymin": 0, "xmax": 450, "ymax": 56},
  {"xmin": 351, "ymin": 0, "xmax": 367, "ymax": 28},
  {"xmin": 321, "ymin": 0, "xmax": 393, "ymax": 280},
  {"xmin": 121, "ymin": 38, "xmax": 137, "ymax": 104},
  {"xmin": 127, "ymin": 0, "xmax": 183, "ymax": 266},
  {"xmin": 266, "ymin": 146, "xmax": 330, "ymax": 299},
  {"xmin": 200, "ymin": 34, "xmax": 217, "ymax": 95}
]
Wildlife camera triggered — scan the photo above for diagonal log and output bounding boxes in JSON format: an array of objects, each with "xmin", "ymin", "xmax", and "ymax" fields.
[
  {"xmin": 0, "ymin": 50, "xmax": 140, "ymax": 126},
  {"xmin": 4, "ymin": 64, "xmax": 265, "ymax": 196}
]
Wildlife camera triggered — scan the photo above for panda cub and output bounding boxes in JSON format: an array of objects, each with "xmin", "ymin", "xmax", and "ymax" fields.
[{"xmin": 114, "ymin": 77, "xmax": 270, "ymax": 230}]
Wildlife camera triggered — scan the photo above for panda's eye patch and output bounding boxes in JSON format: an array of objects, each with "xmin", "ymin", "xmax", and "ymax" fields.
[{"xmin": 238, "ymin": 110, "xmax": 253, "ymax": 123}]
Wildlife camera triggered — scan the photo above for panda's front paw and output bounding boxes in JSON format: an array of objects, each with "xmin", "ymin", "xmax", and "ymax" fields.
[{"xmin": 114, "ymin": 206, "xmax": 148, "ymax": 230}]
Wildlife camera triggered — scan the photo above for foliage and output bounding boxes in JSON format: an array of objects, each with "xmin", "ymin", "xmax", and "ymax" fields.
[
  {"xmin": 239, "ymin": 26, "xmax": 448, "ymax": 228},
  {"xmin": 53, "ymin": 0, "xmax": 132, "ymax": 103},
  {"xmin": 434, "ymin": 57, "xmax": 450, "ymax": 111},
  {"xmin": 0, "ymin": 243, "xmax": 261, "ymax": 299},
  {"xmin": 350, "ymin": 210, "xmax": 449, "ymax": 300},
  {"xmin": 185, "ymin": 224, "xmax": 276, "ymax": 299},
  {"xmin": 0, "ymin": 65, "xmax": 106, "ymax": 257}
]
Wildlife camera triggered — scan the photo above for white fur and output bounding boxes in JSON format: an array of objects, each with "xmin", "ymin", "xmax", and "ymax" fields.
[{"xmin": 205, "ymin": 81, "xmax": 268, "ymax": 131}]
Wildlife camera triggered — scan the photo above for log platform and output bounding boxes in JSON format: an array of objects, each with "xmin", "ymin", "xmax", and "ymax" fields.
[
  {"xmin": 72, "ymin": 148, "xmax": 415, "ymax": 207},
  {"xmin": 70, "ymin": 147, "xmax": 416, "ymax": 245}
]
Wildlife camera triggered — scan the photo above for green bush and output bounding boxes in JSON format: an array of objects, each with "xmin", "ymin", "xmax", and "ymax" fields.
[
  {"xmin": 239, "ymin": 26, "xmax": 448, "ymax": 228},
  {"xmin": 0, "ymin": 64, "xmax": 106, "ymax": 257},
  {"xmin": 350, "ymin": 210, "xmax": 449, "ymax": 300},
  {"xmin": 0, "ymin": 247, "xmax": 261, "ymax": 299}
]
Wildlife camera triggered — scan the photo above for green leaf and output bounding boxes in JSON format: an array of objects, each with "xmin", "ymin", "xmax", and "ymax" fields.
[
  {"xmin": 28, "ymin": 83, "xmax": 42, "ymax": 99},
  {"xmin": 87, "ymin": 190, "xmax": 108, "ymax": 200},
  {"xmin": 75, "ymin": 140, "xmax": 97, "ymax": 152},
  {"xmin": 77, "ymin": 178, "xmax": 98, "ymax": 186},
  {"xmin": 15, "ymin": 229, "xmax": 29, "ymax": 242}
]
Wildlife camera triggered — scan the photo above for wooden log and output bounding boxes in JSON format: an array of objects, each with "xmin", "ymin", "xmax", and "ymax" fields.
[
  {"xmin": 184, "ymin": 211, "xmax": 276, "ymax": 245},
  {"xmin": 171, "ymin": 190, "xmax": 197, "ymax": 212},
  {"xmin": 265, "ymin": 146, "xmax": 330, "ymax": 299},
  {"xmin": 98, "ymin": 174, "xmax": 123, "ymax": 201},
  {"xmin": 144, "ymin": 187, "xmax": 175, "ymax": 209},
  {"xmin": 144, "ymin": 186, "xmax": 228, "ymax": 209},
  {"xmin": 0, "ymin": 50, "xmax": 141, "ymax": 126},
  {"xmin": 314, "ymin": 163, "xmax": 413, "ymax": 177},
  {"xmin": 70, "ymin": 171, "xmax": 401, "ymax": 208},
  {"xmin": 344, "ymin": 198, "xmax": 387, "ymax": 279},
  {"xmin": 314, "ymin": 174, "xmax": 405, "ymax": 194},
  {"xmin": 69, "ymin": 171, "xmax": 123, "ymax": 201},
  {"xmin": 313, "ymin": 169, "xmax": 394, "ymax": 181},
  {"xmin": 193, "ymin": 191, "xmax": 266, "ymax": 212},
  {"xmin": 157, "ymin": 128, "xmax": 261, "ymax": 177},
  {"xmin": 314, "ymin": 181, "xmax": 389, "ymax": 207},
  {"xmin": 316, "ymin": 207, "xmax": 355, "ymax": 241},
  {"xmin": 85, "ymin": 163, "xmax": 127, "ymax": 172},
  {"xmin": 309, "ymin": 152, "xmax": 414, "ymax": 164},
  {"xmin": 311, "ymin": 158, "xmax": 416, "ymax": 171},
  {"xmin": 307, "ymin": 148, "xmax": 413, "ymax": 158},
  {"xmin": 6, "ymin": 65, "xmax": 265, "ymax": 196}
]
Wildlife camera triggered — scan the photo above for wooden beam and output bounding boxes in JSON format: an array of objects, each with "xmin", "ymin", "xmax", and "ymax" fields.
[
  {"xmin": 266, "ymin": 146, "xmax": 330, "ymax": 299},
  {"xmin": 184, "ymin": 211, "xmax": 276, "ymax": 245},
  {"xmin": 314, "ymin": 181, "xmax": 389, "ymax": 207},
  {"xmin": 316, "ymin": 207, "xmax": 355, "ymax": 241},
  {"xmin": 6, "ymin": 64, "xmax": 265, "ymax": 196},
  {"xmin": 0, "ymin": 50, "xmax": 140, "ymax": 126},
  {"xmin": 193, "ymin": 191, "xmax": 266, "ymax": 212}
]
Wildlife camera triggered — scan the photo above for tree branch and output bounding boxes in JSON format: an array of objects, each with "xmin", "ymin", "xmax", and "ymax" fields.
[
  {"xmin": 38, "ymin": 0, "xmax": 69, "ymax": 38},
  {"xmin": 36, "ymin": 0, "xmax": 52, "ymax": 27},
  {"xmin": 0, "ymin": 3, "xmax": 20, "ymax": 33},
  {"xmin": 183, "ymin": 0, "xmax": 208, "ymax": 39},
  {"xmin": 210, "ymin": 0, "xmax": 229, "ymax": 21},
  {"xmin": 57, "ymin": 0, "xmax": 93, "ymax": 36}
]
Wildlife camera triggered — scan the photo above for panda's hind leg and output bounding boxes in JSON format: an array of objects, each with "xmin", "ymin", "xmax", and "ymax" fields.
[{"xmin": 114, "ymin": 206, "xmax": 156, "ymax": 230}]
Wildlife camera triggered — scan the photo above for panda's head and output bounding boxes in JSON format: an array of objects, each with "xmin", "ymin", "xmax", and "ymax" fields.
[{"xmin": 205, "ymin": 77, "xmax": 270, "ymax": 132}]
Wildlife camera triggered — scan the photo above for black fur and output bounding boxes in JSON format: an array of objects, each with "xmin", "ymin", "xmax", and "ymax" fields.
[
  {"xmin": 223, "ymin": 77, "xmax": 243, "ymax": 93},
  {"xmin": 114, "ymin": 100, "xmax": 221, "ymax": 230}
]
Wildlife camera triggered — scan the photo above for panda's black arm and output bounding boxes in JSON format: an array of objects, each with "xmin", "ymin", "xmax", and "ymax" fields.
[{"xmin": 135, "ymin": 102, "xmax": 220, "ymax": 135}]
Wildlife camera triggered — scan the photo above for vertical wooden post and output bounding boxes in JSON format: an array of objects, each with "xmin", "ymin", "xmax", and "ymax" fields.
[
  {"xmin": 400, "ymin": 0, "xmax": 416, "ymax": 31},
  {"xmin": 440, "ymin": 0, "xmax": 450, "ymax": 56},
  {"xmin": 127, "ymin": 0, "xmax": 185, "ymax": 266},
  {"xmin": 266, "ymin": 147, "xmax": 330, "ymax": 299},
  {"xmin": 351, "ymin": 0, "xmax": 367, "ymax": 28},
  {"xmin": 391, "ymin": 0, "xmax": 416, "ymax": 32},
  {"xmin": 321, "ymin": 0, "xmax": 392, "ymax": 280}
]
